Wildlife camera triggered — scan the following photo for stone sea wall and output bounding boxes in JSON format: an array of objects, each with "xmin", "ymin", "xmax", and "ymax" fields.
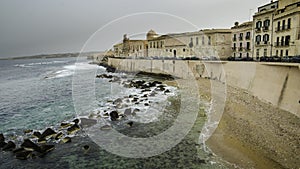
[{"xmin": 107, "ymin": 58, "xmax": 300, "ymax": 117}]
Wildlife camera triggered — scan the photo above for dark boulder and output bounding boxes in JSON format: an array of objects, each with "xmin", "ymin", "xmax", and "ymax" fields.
[
  {"xmin": 110, "ymin": 111, "xmax": 119, "ymax": 121},
  {"xmin": 55, "ymin": 132, "xmax": 63, "ymax": 140},
  {"xmin": 60, "ymin": 122, "xmax": 72, "ymax": 128},
  {"xmin": 61, "ymin": 137, "xmax": 71, "ymax": 143},
  {"xmin": 73, "ymin": 119, "xmax": 80, "ymax": 124},
  {"xmin": 21, "ymin": 139, "xmax": 41, "ymax": 152},
  {"xmin": 127, "ymin": 121, "xmax": 133, "ymax": 127},
  {"xmin": 15, "ymin": 150, "xmax": 32, "ymax": 160},
  {"xmin": 0, "ymin": 133, "xmax": 4, "ymax": 142},
  {"xmin": 40, "ymin": 128, "xmax": 56, "ymax": 139},
  {"xmin": 67, "ymin": 124, "xmax": 80, "ymax": 134},
  {"xmin": 32, "ymin": 131, "xmax": 42, "ymax": 138},
  {"xmin": 2, "ymin": 141, "xmax": 16, "ymax": 151},
  {"xmin": 0, "ymin": 141, "xmax": 7, "ymax": 148}
]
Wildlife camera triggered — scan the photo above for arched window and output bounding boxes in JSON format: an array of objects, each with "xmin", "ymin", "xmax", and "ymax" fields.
[
  {"xmin": 264, "ymin": 19, "xmax": 270, "ymax": 27},
  {"xmin": 256, "ymin": 21, "xmax": 262, "ymax": 29},
  {"xmin": 256, "ymin": 35, "xmax": 261, "ymax": 42}
]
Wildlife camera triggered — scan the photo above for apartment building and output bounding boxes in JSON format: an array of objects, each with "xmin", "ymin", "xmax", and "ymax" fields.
[{"xmin": 231, "ymin": 21, "xmax": 253, "ymax": 58}]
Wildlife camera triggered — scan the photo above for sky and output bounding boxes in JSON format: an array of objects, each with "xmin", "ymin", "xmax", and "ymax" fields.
[{"xmin": 0, "ymin": 0, "xmax": 272, "ymax": 58}]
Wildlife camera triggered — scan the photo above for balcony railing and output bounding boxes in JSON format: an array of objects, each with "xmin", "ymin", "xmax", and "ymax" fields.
[
  {"xmin": 233, "ymin": 37, "xmax": 237, "ymax": 41},
  {"xmin": 255, "ymin": 27, "xmax": 261, "ymax": 32},
  {"xmin": 239, "ymin": 37, "xmax": 243, "ymax": 41},
  {"xmin": 263, "ymin": 26, "xmax": 269, "ymax": 31},
  {"xmin": 275, "ymin": 25, "xmax": 291, "ymax": 32},
  {"xmin": 245, "ymin": 36, "xmax": 251, "ymax": 40},
  {"xmin": 239, "ymin": 47, "xmax": 243, "ymax": 51},
  {"xmin": 274, "ymin": 41, "xmax": 290, "ymax": 47},
  {"xmin": 232, "ymin": 47, "xmax": 237, "ymax": 51},
  {"xmin": 256, "ymin": 41, "xmax": 270, "ymax": 46},
  {"xmin": 245, "ymin": 47, "xmax": 251, "ymax": 51}
]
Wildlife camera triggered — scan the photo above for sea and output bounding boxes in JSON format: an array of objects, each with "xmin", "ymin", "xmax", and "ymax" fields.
[{"xmin": 0, "ymin": 57, "xmax": 228, "ymax": 169}]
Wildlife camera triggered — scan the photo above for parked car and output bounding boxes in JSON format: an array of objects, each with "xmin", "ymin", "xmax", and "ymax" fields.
[
  {"xmin": 268, "ymin": 56, "xmax": 281, "ymax": 62},
  {"xmin": 291, "ymin": 56, "xmax": 300, "ymax": 63},
  {"xmin": 282, "ymin": 56, "xmax": 292, "ymax": 62}
]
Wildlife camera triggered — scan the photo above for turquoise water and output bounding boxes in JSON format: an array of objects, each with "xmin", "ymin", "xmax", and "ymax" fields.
[{"xmin": 0, "ymin": 57, "xmax": 227, "ymax": 169}]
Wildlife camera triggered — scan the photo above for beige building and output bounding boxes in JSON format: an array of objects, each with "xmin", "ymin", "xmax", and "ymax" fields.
[
  {"xmin": 114, "ymin": 29, "xmax": 232, "ymax": 60},
  {"xmin": 273, "ymin": 0, "xmax": 300, "ymax": 57},
  {"xmin": 253, "ymin": 1, "xmax": 278, "ymax": 59},
  {"xmin": 231, "ymin": 21, "xmax": 253, "ymax": 58}
]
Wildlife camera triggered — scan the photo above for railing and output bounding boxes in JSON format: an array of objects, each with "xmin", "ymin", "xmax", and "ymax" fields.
[
  {"xmin": 263, "ymin": 26, "xmax": 269, "ymax": 31},
  {"xmin": 239, "ymin": 37, "xmax": 243, "ymax": 41},
  {"xmin": 239, "ymin": 47, "xmax": 243, "ymax": 51},
  {"xmin": 274, "ymin": 41, "xmax": 290, "ymax": 47},
  {"xmin": 232, "ymin": 47, "xmax": 237, "ymax": 51},
  {"xmin": 245, "ymin": 36, "xmax": 251, "ymax": 40},
  {"xmin": 255, "ymin": 27, "xmax": 261, "ymax": 32},
  {"xmin": 233, "ymin": 37, "xmax": 237, "ymax": 41},
  {"xmin": 275, "ymin": 25, "xmax": 291, "ymax": 32}
]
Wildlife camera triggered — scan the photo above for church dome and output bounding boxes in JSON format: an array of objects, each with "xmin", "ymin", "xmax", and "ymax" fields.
[{"xmin": 146, "ymin": 29, "xmax": 158, "ymax": 40}]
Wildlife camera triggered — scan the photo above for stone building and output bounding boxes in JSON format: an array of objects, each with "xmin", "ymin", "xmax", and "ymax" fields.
[
  {"xmin": 114, "ymin": 29, "xmax": 232, "ymax": 60},
  {"xmin": 231, "ymin": 21, "xmax": 253, "ymax": 58},
  {"xmin": 253, "ymin": 0, "xmax": 278, "ymax": 59},
  {"xmin": 273, "ymin": 0, "xmax": 300, "ymax": 57}
]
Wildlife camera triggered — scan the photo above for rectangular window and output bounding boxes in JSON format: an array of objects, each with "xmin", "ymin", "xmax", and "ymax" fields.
[
  {"xmin": 280, "ymin": 50, "xmax": 283, "ymax": 56},
  {"xmin": 286, "ymin": 50, "xmax": 289, "ymax": 56},
  {"xmin": 287, "ymin": 18, "xmax": 291, "ymax": 29},
  {"xmin": 239, "ymin": 33, "xmax": 243, "ymax": 40},
  {"xmin": 202, "ymin": 36, "xmax": 205, "ymax": 45},
  {"xmin": 276, "ymin": 50, "xmax": 278, "ymax": 56},
  {"xmin": 246, "ymin": 42, "xmax": 250, "ymax": 50},
  {"xmin": 246, "ymin": 32, "xmax": 251, "ymax": 39},
  {"xmin": 276, "ymin": 37, "xmax": 280, "ymax": 46},
  {"xmin": 285, "ymin": 36, "xmax": 290, "ymax": 46},
  {"xmin": 208, "ymin": 36, "xmax": 211, "ymax": 45},
  {"xmin": 277, "ymin": 21, "xmax": 281, "ymax": 31},
  {"xmin": 196, "ymin": 37, "xmax": 199, "ymax": 45},
  {"xmin": 150, "ymin": 42, "xmax": 152, "ymax": 48},
  {"xmin": 282, "ymin": 20, "xmax": 286, "ymax": 30},
  {"xmin": 256, "ymin": 49, "xmax": 260, "ymax": 58}
]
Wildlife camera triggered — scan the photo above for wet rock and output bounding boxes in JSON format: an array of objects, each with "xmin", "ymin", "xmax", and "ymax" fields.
[
  {"xmin": 15, "ymin": 150, "xmax": 32, "ymax": 160},
  {"xmin": 100, "ymin": 125, "xmax": 112, "ymax": 131},
  {"xmin": 144, "ymin": 103, "xmax": 150, "ymax": 106},
  {"xmin": 142, "ymin": 94, "xmax": 148, "ymax": 98},
  {"xmin": 164, "ymin": 89, "xmax": 171, "ymax": 94},
  {"xmin": 67, "ymin": 124, "xmax": 80, "ymax": 134},
  {"xmin": 40, "ymin": 144, "xmax": 55, "ymax": 153},
  {"xmin": 24, "ymin": 130, "xmax": 33, "ymax": 134},
  {"xmin": 113, "ymin": 98, "xmax": 123, "ymax": 105},
  {"xmin": 0, "ymin": 133, "xmax": 4, "ymax": 142},
  {"xmin": 54, "ymin": 132, "xmax": 63, "ymax": 140},
  {"xmin": 127, "ymin": 121, "xmax": 133, "ymax": 127},
  {"xmin": 60, "ymin": 122, "xmax": 72, "ymax": 128},
  {"xmin": 83, "ymin": 145, "xmax": 90, "ymax": 151},
  {"xmin": 110, "ymin": 111, "xmax": 119, "ymax": 121},
  {"xmin": 37, "ymin": 138, "xmax": 47, "ymax": 144},
  {"xmin": 80, "ymin": 118, "xmax": 97, "ymax": 128},
  {"xmin": 61, "ymin": 137, "xmax": 71, "ymax": 143},
  {"xmin": 73, "ymin": 119, "xmax": 80, "ymax": 124},
  {"xmin": 2, "ymin": 141, "xmax": 16, "ymax": 151},
  {"xmin": 124, "ymin": 108, "xmax": 132, "ymax": 116},
  {"xmin": 32, "ymin": 131, "xmax": 42, "ymax": 138},
  {"xmin": 0, "ymin": 141, "xmax": 7, "ymax": 148},
  {"xmin": 13, "ymin": 147, "xmax": 25, "ymax": 153},
  {"xmin": 21, "ymin": 139, "xmax": 41, "ymax": 152},
  {"xmin": 40, "ymin": 128, "xmax": 56, "ymax": 139}
]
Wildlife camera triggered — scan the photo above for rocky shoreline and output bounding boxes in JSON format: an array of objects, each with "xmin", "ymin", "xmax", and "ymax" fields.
[{"xmin": 194, "ymin": 78, "xmax": 300, "ymax": 169}]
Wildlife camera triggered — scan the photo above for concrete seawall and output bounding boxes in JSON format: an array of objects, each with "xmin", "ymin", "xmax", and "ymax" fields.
[{"xmin": 108, "ymin": 58, "xmax": 300, "ymax": 117}]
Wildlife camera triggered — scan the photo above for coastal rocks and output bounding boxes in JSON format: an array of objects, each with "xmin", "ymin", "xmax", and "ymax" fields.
[
  {"xmin": 110, "ymin": 111, "xmax": 119, "ymax": 121},
  {"xmin": 61, "ymin": 137, "xmax": 71, "ymax": 143},
  {"xmin": 100, "ymin": 125, "xmax": 112, "ymax": 131},
  {"xmin": 21, "ymin": 139, "xmax": 41, "ymax": 152},
  {"xmin": 67, "ymin": 124, "xmax": 81, "ymax": 134},
  {"xmin": 15, "ymin": 150, "xmax": 32, "ymax": 160},
  {"xmin": 2, "ymin": 141, "xmax": 16, "ymax": 151},
  {"xmin": 40, "ymin": 128, "xmax": 56, "ymax": 139},
  {"xmin": 80, "ymin": 118, "xmax": 97, "ymax": 128}
]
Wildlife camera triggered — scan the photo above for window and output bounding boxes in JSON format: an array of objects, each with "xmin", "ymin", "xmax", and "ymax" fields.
[
  {"xmin": 282, "ymin": 20, "xmax": 286, "ymax": 30},
  {"xmin": 160, "ymin": 41, "xmax": 163, "ymax": 48},
  {"xmin": 287, "ymin": 18, "xmax": 291, "ymax": 29},
  {"xmin": 196, "ymin": 37, "xmax": 199, "ymax": 45},
  {"xmin": 239, "ymin": 53, "xmax": 242, "ymax": 58},
  {"xmin": 256, "ymin": 21, "xmax": 262, "ymax": 29},
  {"xmin": 264, "ymin": 49, "xmax": 267, "ymax": 56},
  {"xmin": 150, "ymin": 42, "xmax": 152, "ymax": 48},
  {"xmin": 276, "ymin": 50, "xmax": 278, "ymax": 56},
  {"xmin": 285, "ymin": 35, "xmax": 290, "ymax": 46},
  {"xmin": 276, "ymin": 37, "xmax": 280, "ymax": 46},
  {"xmin": 281, "ymin": 36, "xmax": 285, "ymax": 46},
  {"xmin": 263, "ymin": 34, "xmax": 270, "ymax": 44},
  {"xmin": 246, "ymin": 53, "xmax": 249, "ymax": 57},
  {"xmin": 277, "ymin": 21, "xmax": 281, "ymax": 31},
  {"xmin": 240, "ymin": 42, "xmax": 242, "ymax": 47},
  {"xmin": 256, "ymin": 49, "xmax": 260, "ymax": 58},
  {"xmin": 246, "ymin": 42, "xmax": 250, "ymax": 50},
  {"xmin": 183, "ymin": 48, "xmax": 186, "ymax": 52},
  {"xmin": 233, "ymin": 53, "xmax": 236, "ymax": 57},
  {"xmin": 233, "ymin": 34, "xmax": 237, "ymax": 41},
  {"xmin": 233, "ymin": 43, "xmax": 236, "ymax": 49},
  {"xmin": 239, "ymin": 33, "xmax": 243, "ymax": 40},
  {"xmin": 166, "ymin": 49, "xmax": 168, "ymax": 52},
  {"xmin": 202, "ymin": 36, "xmax": 205, "ymax": 45},
  {"xmin": 286, "ymin": 50, "xmax": 289, "ymax": 56},
  {"xmin": 208, "ymin": 36, "xmax": 211, "ymax": 45},
  {"xmin": 256, "ymin": 35, "xmax": 261, "ymax": 44},
  {"xmin": 264, "ymin": 19, "xmax": 270, "ymax": 28},
  {"xmin": 153, "ymin": 42, "xmax": 156, "ymax": 48},
  {"xmin": 246, "ymin": 32, "xmax": 251, "ymax": 39},
  {"xmin": 280, "ymin": 50, "xmax": 283, "ymax": 57}
]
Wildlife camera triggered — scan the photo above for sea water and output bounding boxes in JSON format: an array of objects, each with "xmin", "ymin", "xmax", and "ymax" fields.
[{"xmin": 0, "ymin": 57, "xmax": 227, "ymax": 169}]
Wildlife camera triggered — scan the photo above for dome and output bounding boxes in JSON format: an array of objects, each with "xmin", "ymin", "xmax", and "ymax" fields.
[{"xmin": 146, "ymin": 29, "xmax": 158, "ymax": 40}]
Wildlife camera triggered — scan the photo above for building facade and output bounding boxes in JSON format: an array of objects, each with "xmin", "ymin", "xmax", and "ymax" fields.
[
  {"xmin": 253, "ymin": 1, "xmax": 278, "ymax": 59},
  {"xmin": 231, "ymin": 21, "xmax": 253, "ymax": 58},
  {"xmin": 273, "ymin": 0, "xmax": 300, "ymax": 57}
]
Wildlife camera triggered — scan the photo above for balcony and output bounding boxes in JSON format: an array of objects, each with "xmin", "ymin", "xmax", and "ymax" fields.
[
  {"xmin": 274, "ymin": 41, "xmax": 290, "ymax": 47},
  {"xmin": 232, "ymin": 47, "xmax": 237, "ymax": 51},
  {"xmin": 255, "ymin": 27, "xmax": 262, "ymax": 33},
  {"xmin": 233, "ymin": 37, "xmax": 237, "ymax": 41},
  {"xmin": 245, "ymin": 36, "xmax": 251, "ymax": 40},
  {"xmin": 245, "ymin": 47, "xmax": 251, "ymax": 51},
  {"xmin": 256, "ymin": 41, "xmax": 270, "ymax": 46},
  {"xmin": 263, "ymin": 26, "xmax": 269, "ymax": 31},
  {"xmin": 238, "ymin": 47, "xmax": 243, "ymax": 51},
  {"xmin": 239, "ymin": 37, "xmax": 243, "ymax": 41},
  {"xmin": 275, "ymin": 25, "xmax": 291, "ymax": 32}
]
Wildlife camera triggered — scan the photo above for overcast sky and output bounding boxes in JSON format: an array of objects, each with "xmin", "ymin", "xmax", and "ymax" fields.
[{"xmin": 0, "ymin": 0, "xmax": 271, "ymax": 58}]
